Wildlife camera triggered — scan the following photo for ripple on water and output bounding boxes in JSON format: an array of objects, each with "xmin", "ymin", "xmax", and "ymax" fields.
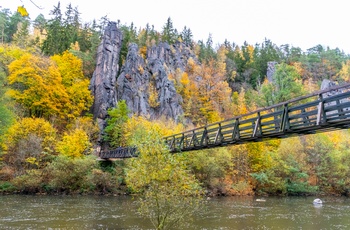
[
  {"xmin": 228, "ymin": 214, "xmax": 255, "ymax": 219},
  {"xmin": 2, "ymin": 195, "xmax": 350, "ymax": 229}
]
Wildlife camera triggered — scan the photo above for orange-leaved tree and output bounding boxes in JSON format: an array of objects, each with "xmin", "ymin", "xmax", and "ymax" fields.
[{"xmin": 184, "ymin": 58, "xmax": 232, "ymax": 125}]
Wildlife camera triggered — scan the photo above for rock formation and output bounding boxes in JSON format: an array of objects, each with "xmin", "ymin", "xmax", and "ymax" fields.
[
  {"xmin": 90, "ymin": 21, "xmax": 199, "ymax": 134},
  {"xmin": 320, "ymin": 79, "xmax": 349, "ymax": 116},
  {"xmin": 90, "ymin": 21, "xmax": 123, "ymax": 129},
  {"xmin": 266, "ymin": 61, "xmax": 278, "ymax": 82},
  {"xmin": 320, "ymin": 79, "xmax": 337, "ymax": 91},
  {"xmin": 117, "ymin": 41, "xmax": 197, "ymax": 122},
  {"xmin": 116, "ymin": 43, "xmax": 150, "ymax": 117}
]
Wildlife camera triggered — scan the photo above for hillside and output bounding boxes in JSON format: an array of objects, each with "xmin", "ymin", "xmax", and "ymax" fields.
[{"xmin": 1, "ymin": 6, "xmax": 350, "ymax": 196}]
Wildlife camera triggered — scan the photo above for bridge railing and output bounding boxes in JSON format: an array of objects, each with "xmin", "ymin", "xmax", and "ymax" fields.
[
  {"xmin": 99, "ymin": 146, "xmax": 138, "ymax": 159},
  {"xmin": 164, "ymin": 82, "xmax": 350, "ymax": 153}
]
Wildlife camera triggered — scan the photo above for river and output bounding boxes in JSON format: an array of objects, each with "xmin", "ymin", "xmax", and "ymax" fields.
[{"xmin": 1, "ymin": 195, "xmax": 350, "ymax": 229}]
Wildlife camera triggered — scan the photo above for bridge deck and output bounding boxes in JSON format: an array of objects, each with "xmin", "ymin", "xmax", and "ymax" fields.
[{"xmin": 100, "ymin": 83, "xmax": 350, "ymax": 159}]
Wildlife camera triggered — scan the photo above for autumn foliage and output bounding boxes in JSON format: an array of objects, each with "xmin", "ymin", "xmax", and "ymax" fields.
[
  {"xmin": 1, "ymin": 5, "xmax": 350, "ymax": 198},
  {"xmin": 8, "ymin": 53, "xmax": 68, "ymax": 118},
  {"xmin": 2, "ymin": 117, "xmax": 56, "ymax": 175},
  {"xmin": 8, "ymin": 51, "xmax": 92, "ymax": 121}
]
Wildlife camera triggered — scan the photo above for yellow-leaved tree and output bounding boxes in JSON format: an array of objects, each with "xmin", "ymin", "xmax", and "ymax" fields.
[
  {"xmin": 339, "ymin": 60, "xmax": 350, "ymax": 82},
  {"xmin": 56, "ymin": 129, "xmax": 92, "ymax": 158},
  {"xmin": 124, "ymin": 116, "xmax": 184, "ymax": 142},
  {"xmin": 184, "ymin": 58, "xmax": 232, "ymax": 125},
  {"xmin": 2, "ymin": 117, "xmax": 57, "ymax": 176},
  {"xmin": 8, "ymin": 53, "xmax": 69, "ymax": 118},
  {"xmin": 125, "ymin": 116, "xmax": 202, "ymax": 230},
  {"xmin": 7, "ymin": 52, "xmax": 93, "ymax": 123},
  {"xmin": 0, "ymin": 44, "xmax": 28, "ymax": 66},
  {"xmin": 0, "ymin": 45, "xmax": 28, "ymax": 157},
  {"xmin": 51, "ymin": 51, "xmax": 93, "ymax": 119}
]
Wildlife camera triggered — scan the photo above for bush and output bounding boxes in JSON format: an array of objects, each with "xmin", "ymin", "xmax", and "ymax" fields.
[
  {"xmin": 125, "ymin": 123, "xmax": 203, "ymax": 230},
  {"xmin": 87, "ymin": 169, "xmax": 115, "ymax": 193},
  {"xmin": 0, "ymin": 181, "xmax": 16, "ymax": 193},
  {"xmin": 11, "ymin": 169, "xmax": 43, "ymax": 193},
  {"xmin": 56, "ymin": 129, "xmax": 92, "ymax": 158},
  {"xmin": 286, "ymin": 181, "xmax": 318, "ymax": 195},
  {"xmin": 251, "ymin": 171, "xmax": 287, "ymax": 195},
  {"xmin": 0, "ymin": 165, "xmax": 15, "ymax": 181},
  {"xmin": 47, "ymin": 155, "xmax": 97, "ymax": 193},
  {"xmin": 185, "ymin": 148, "xmax": 232, "ymax": 191},
  {"xmin": 2, "ymin": 118, "xmax": 57, "ymax": 175},
  {"xmin": 230, "ymin": 181, "xmax": 254, "ymax": 196},
  {"xmin": 99, "ymin": 160, "xmax": 127, "ymax": 187}
]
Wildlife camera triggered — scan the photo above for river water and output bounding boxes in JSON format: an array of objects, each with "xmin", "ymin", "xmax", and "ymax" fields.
[{"xmin": 1, "ymin": 195, "xmax": 350, "ymax": 229}]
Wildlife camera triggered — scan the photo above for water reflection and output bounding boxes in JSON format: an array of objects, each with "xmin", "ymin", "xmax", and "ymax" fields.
[{"xmin": 1, "ymin": 195, "xmax": 350, "ymax": 229}]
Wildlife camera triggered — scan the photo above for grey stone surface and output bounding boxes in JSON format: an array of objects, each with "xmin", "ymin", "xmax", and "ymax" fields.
[
  {"xmin": 320, "ymin": 79, "xmax": 349, "ymax": 116},
  {"xmin": 117, "ymin": 43, "xmax": 150, "ymax": 117},
  {"xmin": 90, "ymin": 21, "xmax": 123, "ymax": 121},
  {"xmin": 320, "ymin": 79, "xmax": 337, "ymax": 91},
  {"xmin": 117, "ymin": 41, "xmax": 197, "ymax": 122},
  {"xmin": 91, "ymin": 22, "xmax": 198, "ymax": 130},
  {"xmin": 267, "ymin": 61, "xmax": 278, "ymax": 82}
]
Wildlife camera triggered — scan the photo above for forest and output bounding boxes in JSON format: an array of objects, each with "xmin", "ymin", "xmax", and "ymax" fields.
[{"xmin": 1, "ymin": 2, "xmax": 350, "ymax": 201}]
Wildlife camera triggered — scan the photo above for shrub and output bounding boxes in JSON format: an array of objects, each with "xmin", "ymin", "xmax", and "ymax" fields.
[
  {"xmin": 251, "ymin": 171, "xmax": 287, "ymax": 195},
  {"xmin": 87, "ymin": 168, "xmax": 115, "ymax": 193},
  {"xmin": 11, "ymin": 169, "xmax": 43, "ymax": 193},
  {"xmin": 286, "ymin": 181, "xmax": 318, "ymax": 195},
  {"xmin": 47, "ymin": 155, "xmax": 97, "ymax": 193},
  {"xmin": 0, "ymin": 181, "xmax": 16, "ymax": 193},
  {"xmin": 0, "ymin": 165, "xmax": 15, "ymax": 181},
  {"xmin": 56, "ymin": 129, "xmax": 92, "ymax": 158},
  {"xmin": 2, "ymin": 118, "xmax": 56, "ymax": 175},
  {"xmin": 230, "ymin": 181, "xmax": 254, "ymax": 196},
  {"xmin": 126, "ymin": 123, "xmax": 203, "ymax": 230}
]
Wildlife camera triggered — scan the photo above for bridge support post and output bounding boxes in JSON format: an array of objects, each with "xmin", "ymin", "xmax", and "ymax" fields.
[
  {"xmin": 189, "ymin": 130, "xmax": 199, "ymax": 148},
  {"xmin": 232, "ymin": 118, "xmax": 240, "ymax": 141},
  {"xmin": 253, "ymin": 112, "xmax": 262, "ymax": 137},
  {"xmin": 215, "ymin": 123, "xmax": 224, "ymax": 144},
  {"xmin": 200, "ymin": 127, "xmax": 209, "ymax": 146},
  {"xmin": 170, "ymin": 136, "xmax": 176, "ymax": 152},
  {"xmin": 280, "ymin": 104, "xmax": 290, "ymax": 131},
  {"xmin": 316, "ymin": 94, "xmax": 326, "ymax": 125},
  {"xmin": 179, "ymin": 134, "xmax": 185, "ymax": 150}
]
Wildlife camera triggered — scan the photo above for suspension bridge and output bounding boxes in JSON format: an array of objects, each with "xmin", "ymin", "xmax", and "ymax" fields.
[{"xmin": 99, "ymin": 82, "xmax": 350, "ymax": 159}]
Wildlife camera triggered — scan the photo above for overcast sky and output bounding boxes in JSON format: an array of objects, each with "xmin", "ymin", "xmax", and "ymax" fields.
[{"xmin": 2, "ymin": 0, "xmax": 350, "ymax": 53}]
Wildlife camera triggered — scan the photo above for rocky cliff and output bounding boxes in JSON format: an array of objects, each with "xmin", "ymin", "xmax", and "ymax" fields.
[
  {"xmin": 90, "ymin": 21, "xmax": 123, "ymax": 129},
  {"xmin": 90, "ymin": 22, "xmax": 198, "ymax": 127},
  {"xmin": 117, "ymin": 42, "xmax": 196, "ymax": 122}
]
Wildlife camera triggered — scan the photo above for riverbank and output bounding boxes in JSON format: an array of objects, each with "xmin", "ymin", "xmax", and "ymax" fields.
[
  {"xmin": 1, "ymin": 184, "xmax": 347, "ymax": 197},
  {"xmin": 1, "ymin": 152, "xmax": 349, "ymax": 197}
]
